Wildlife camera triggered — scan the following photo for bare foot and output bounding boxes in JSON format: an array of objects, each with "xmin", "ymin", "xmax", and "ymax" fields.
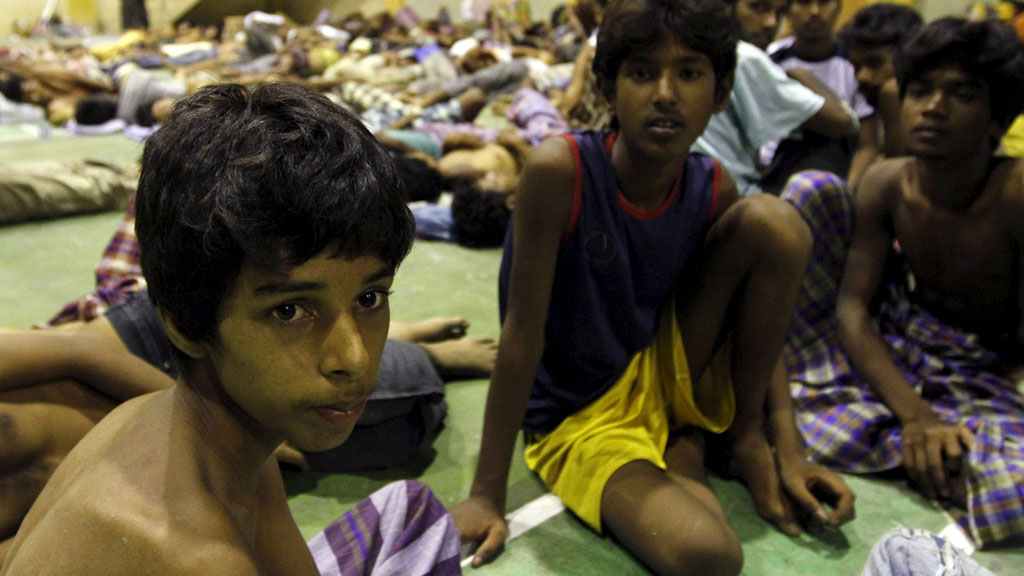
[
  {"xmin": 708, "ymin": 431, "xmax": 798, "ymax": 535},
  {"xmin": 420, "ymin": 337, "xmax": 497, "ymax": 379},
  {"xmin": 390, "ymin": 317, "xmax": 469, "ymax": 343}
]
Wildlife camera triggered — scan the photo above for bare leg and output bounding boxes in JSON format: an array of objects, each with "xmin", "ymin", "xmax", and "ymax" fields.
[
  {"xmin": 675, "ymin": 195, "xmax": 811, "ymax": 522},
  {"xmin": 420, "ymin": 337, "xmax": 498, "ymax": 378},
  {"xmin": 602, "ymin": 436, "xmax": 743, "ymax": 576},
  {"xmin": 388, "ymin": 318, "xmax": 469, "ymax": 343}
]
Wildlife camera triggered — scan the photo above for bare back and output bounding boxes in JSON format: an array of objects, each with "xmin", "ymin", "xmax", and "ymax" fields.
[
  {"xmin": 0, "ymin": 388, "xmax": 317, "ymax": 576},
  {"xmin": 888, "ymin": 156, "xmax": 1024, "ymax": 342}
]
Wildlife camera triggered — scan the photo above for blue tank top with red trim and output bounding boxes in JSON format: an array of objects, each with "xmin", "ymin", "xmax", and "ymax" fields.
[{"xmin": 499, "ymin": 130, "xmax": 721, "ymax": 433}]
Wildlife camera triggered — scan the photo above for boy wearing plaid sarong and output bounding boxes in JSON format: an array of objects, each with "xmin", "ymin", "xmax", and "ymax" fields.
[{"xmin": 780, "ymin": 17, "xmax": 1024, "ymax": 547}]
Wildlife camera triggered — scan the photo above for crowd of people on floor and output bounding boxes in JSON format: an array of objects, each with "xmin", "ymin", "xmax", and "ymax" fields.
[{"xmin": 1, "ymin": 0, "xmax": 1023, "ymax": 575}]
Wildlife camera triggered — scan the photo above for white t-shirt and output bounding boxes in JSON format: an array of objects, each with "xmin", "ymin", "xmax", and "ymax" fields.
[
  {"xmin": 694, "ymin": 41, "xmax": 825, "ymax": 197},
  {"xmin": 759, "ymin": 36, "xmax": 873, "ymax": 166}
]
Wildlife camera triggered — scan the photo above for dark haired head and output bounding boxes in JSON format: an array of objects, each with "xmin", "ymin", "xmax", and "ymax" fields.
[
  {"xmin": 449, "ymin": 178, "xmax": 512, "ymax": 248},
  {"xmin": 135, "ymin": 83, "xmax": 414, "ymax": 373},
  {"xmin": 74, "ymin": 93, "xmax": 118, "ymax": 125},
  {"xmin": 838, "ymin": 3, "xmax": 922, "ymax": 52},
  {"xmin": 896, "ymin": 17, "xmax": 1024, "ymax": 128},
  {"xmin": 594, "ymin": 0, "xmax": 737, "ymax": 103},
  {"xmin": 0, "ymin": 73, "xmax": 24, "ymax": 102},
  {"xmin": 134, "ymin": 100, "xmax": 157, "ymax": 127},
  {"xmin": 393, "ymin": 153, "xmax": 445, "ymax": 203}
]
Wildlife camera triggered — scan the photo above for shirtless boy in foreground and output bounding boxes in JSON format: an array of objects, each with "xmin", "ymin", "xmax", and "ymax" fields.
[{"xmin": 1, "ymin": 82, "xmax": 461, "ymax": 574}]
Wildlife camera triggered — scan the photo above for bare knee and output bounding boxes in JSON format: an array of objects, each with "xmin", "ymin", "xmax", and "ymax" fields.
[
  {"xmin": 602, "ymin": 462, "xmax": 744, "ymax": 576},
  {"xmin": 719, "ymin": 195, "xmax": 811, "ymax": 270},
  {"xmin": 661, "ymin": 524, "xmax": 743, "ymax": 576}
]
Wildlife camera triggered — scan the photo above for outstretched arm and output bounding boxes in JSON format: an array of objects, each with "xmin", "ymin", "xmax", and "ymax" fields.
[
  {"xmin": 450, "ymin": 136, "xmax": 575, "ymax": 567},
  {"xmin": 0, "ymin": 322, "xmax": 173, "ymax": 400},
  {"xmin": 768, "ymin": 357, "xmax": 856, "ymax": 535},
  {"xmin": 837, "ymin": 161, "xmax": 972, "ymax": 502}
]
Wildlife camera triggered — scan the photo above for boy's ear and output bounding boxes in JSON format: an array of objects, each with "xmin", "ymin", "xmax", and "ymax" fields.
[
  {"xmin": 156, "ymin": 306, "xmax": 209, "ymax": 360},
  {"xmin": 713, "ymin": 70, "xmax": 735, "ymax": 113}
]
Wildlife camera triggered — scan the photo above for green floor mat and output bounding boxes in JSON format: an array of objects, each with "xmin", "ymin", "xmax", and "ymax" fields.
[{"xmin": 1, "ymin": 129, "xmax": 1021, "ymax": 575}]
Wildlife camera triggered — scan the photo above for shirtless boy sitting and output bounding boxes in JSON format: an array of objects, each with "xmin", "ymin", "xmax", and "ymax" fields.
[
  {"xmin": 0, "ymin": 82, "xmax": 461, "ymax": 575},
  {"xmin": 780, "ymin": 17, "xmax": 1024, "ymax": 547}
]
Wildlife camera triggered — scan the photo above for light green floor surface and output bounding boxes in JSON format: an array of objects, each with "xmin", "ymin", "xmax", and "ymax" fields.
[{"xmin": 2, "ymin": 133, "xmax": 1021, "ymax": 575}]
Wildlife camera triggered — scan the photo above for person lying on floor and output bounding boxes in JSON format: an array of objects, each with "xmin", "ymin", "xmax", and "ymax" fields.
[
  {"xmin": 0, "ymin": 82, "xmax": 463, "ymax": 575},
  {"xmin": 778, "ymin": 17, "xmax": 1024, "ymax": 548}
]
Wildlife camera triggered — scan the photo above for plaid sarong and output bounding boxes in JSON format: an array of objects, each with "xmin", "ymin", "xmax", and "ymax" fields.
[
  {"xmin": 48, "ymin": 198, "xmax": 146, "ymax": 326},
  {"xmin": 307, "ymin": 480, "xmax": 461, "ymax": 576},
  {"xmin": 781, "ymin": 171, "xmax": 1024, "ymax": 547}
]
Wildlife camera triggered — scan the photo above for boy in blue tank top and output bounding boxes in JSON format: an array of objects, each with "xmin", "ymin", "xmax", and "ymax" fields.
[{"xmin": 452, "ymin": 1, "xmax": 854, "ymax": 574}]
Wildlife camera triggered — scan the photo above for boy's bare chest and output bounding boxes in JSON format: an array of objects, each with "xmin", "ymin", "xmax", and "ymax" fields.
[{"xmin": 893, "ymin": 196, "xmax": 1017, "ymax": 331}]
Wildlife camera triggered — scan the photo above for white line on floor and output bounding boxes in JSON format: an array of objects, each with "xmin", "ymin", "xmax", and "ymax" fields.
[{"xmin": 460, "ymin": 493, "xmax": 566, "ymax": 567}]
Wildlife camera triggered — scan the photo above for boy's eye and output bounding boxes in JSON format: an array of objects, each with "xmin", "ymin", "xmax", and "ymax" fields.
[
  {"xmin": 679, "ymin": 67, "xmax": 703, "ymax": 81},
  {"xmin": 628, "ymin": 66, "xmax": 652, "ymax": 81},
  {"xmin": 357, "ymin": 290, "xmax": 390, "ymax": 311},
  {"xmin": 905, "ymin": 82, "xmax": 931, "ymax": 99},
  {"xmin": 271, "ymin": 303, "xmax": 310, "ymax": 323},
  {"xmin": 951, "ymin": 85, "xmax": 981, "ymax": 102}
]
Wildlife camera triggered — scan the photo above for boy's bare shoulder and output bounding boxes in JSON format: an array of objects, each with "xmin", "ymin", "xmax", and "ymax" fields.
[
  {"xmin": 2, "ymin": 395, "xmax": 263, "ymax": 575},
  {"xmin": 855, "ymin": 157, "xmax": 912, "ymax": 207},
  {"xmin": 994, "ymin": 156, "xmax": 1024, "ymax": 204},
  {"xmin": 5, "ymin": 457, "xmax": 263, "ymax": 575},
  {"xmin": 525, "ymin": 135, "xmax": 575, "ymax": 175},
  {"xmin": 5, "ymin": 492, "xmax": 262, "ymax": 574}
]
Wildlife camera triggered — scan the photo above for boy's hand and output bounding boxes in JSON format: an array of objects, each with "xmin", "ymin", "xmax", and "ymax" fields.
[
  {"xmin": 777, "ymin": 457, "xmax": 856, "ymax": 534},
  {"xmin": 901, "ymin": 415, "xmax": 974, "ymax": 503},
  {"xmin": 450, "ymin": 495, "xmax": 508, "ymax": 567}
]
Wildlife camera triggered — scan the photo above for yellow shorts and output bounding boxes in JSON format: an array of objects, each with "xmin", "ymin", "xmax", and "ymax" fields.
[{"xmin": 523, "ymin": 300, "xmax": 735, "ymax": 533}]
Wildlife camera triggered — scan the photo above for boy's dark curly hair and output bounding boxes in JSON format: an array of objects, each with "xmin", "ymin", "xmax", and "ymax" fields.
[
  {"xmin": 449, "ymin": 178, "xmax": 512, "ymax": 248},
  {"xmin": 896, "ymin": 17, "xmax": 1024, "ymax": 128},
  {"xmin": 593, "ymin": 0, "xmax": 737, "ymax": 102},
  {"xmin": 838, "ymin": 3, "xmax": 923, "ymax": 52},
  {"xmin": 136, "ymin": 82, "xmax": 414, "ymax": 373}
]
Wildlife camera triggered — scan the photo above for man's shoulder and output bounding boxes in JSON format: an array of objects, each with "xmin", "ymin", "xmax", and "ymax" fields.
[
  {"xmin": 858, "ymin": 158, "xmax": 913, "ymax": 206},
  {"xmin": 6, "ymin": 479, "xmax": 260, "ymax": 575},
  {"xmin": 989, "ymin": 157, "xmax": 1024, "ymax": 217}
]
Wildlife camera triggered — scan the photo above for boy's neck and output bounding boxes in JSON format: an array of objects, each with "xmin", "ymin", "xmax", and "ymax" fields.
[
  {"xmin": 172, "ymin": 371, "xmax": 281, "ymax": 486},
  {"xmin": 791, "ymin": 36, "xmax": 836, "ymax": 62},
  {"xmin": 611, "ymin": 137, "xmax": 687, "ymax": 210},
  {"xmin": 913, "ymin": 150, "xmax": 995, "ymax": 210}
]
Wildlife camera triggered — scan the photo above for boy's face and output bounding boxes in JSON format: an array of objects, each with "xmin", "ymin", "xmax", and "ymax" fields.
[
  {"xmin": 847, "ymin": 45, "xmax": 895, "ymax": 106},
  {"xmin": 207, "ymin": 250, "xmax": 394, "ymax": 452},
  {"xmin": 786, "ymin": 0, "xmax": 840, "ymax": 44},
  {"xmin": 610, "ymin": 37, "xmax": 730, "ymax": 163},
  {"xmin": 734, "ymin": 0, "xmax": 787, "ymax": 51},
  {"xmin": 901, "ymin": 63, "xmax": 995, "ymax": 159}
]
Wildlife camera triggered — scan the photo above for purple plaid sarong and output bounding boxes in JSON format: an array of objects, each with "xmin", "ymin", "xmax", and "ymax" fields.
[
  {"xmin": 781, "ymin": 171, "xmax": 1024, "ymax": 547},
  {"xmin": 307, "ymin": 480, "xmax": 462, "ymax": 576}
]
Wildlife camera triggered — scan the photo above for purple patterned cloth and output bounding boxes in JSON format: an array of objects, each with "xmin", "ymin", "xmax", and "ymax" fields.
[
  {"xmin": 48, "ymin": 199, "xmax": 146, "ymax": 326},
  {"xmin": 307, "ymin": 480, "xmax": 462, "ymax": 576},
  {"xmin": 781, "ymin": 171, "xmax": 1024, "ymax": 547}
]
